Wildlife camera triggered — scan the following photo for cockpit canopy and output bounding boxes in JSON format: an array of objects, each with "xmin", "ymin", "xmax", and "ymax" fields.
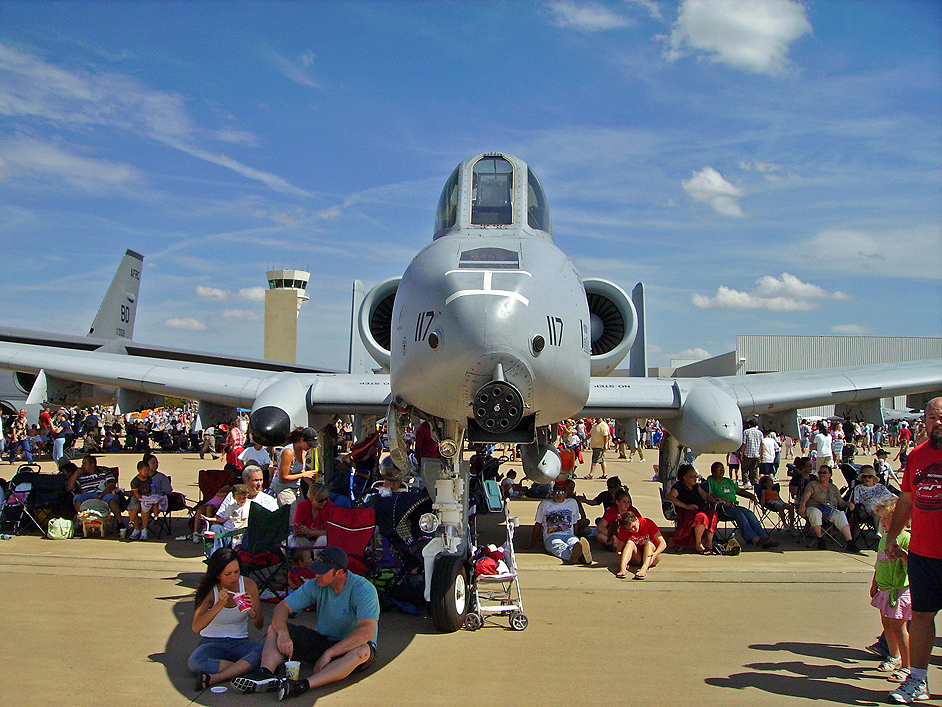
[{"xmin": 434, "ymin": 153, "xmax": 551, "ymax": 239}]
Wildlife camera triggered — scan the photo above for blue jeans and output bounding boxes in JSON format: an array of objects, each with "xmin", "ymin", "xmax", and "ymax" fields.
[
  {"xmin": 723, "ymin": 504, "xmax": 767, "ymax": 543},
  {"xmin": 187, "ymin": 636, "xmax": 262, "ymax": 675},
  {"xmin": 53, "ymin": 437, "xmax": 66, "ymax": 463},
  {"xmin": 544, "ymin": 533, "xmax": 579, "ymax": 560},
  {"xmin": 8, "ymin": 439, "xmax": 32, "ymax": 464}
]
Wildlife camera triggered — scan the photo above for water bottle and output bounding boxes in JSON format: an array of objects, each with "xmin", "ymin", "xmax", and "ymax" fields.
[{"xmin": 0, "ymin": 534, "xmax": 12, "ymax": 540}]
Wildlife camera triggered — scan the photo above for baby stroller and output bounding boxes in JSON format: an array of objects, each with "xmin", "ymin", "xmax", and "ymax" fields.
[
  {"xmin": 0, "ymin": 465, "xmax": 69, "ymax": 537},
  {"xmin": 464, "ymin": 504, "xmax": 528, "ymax": 632}
]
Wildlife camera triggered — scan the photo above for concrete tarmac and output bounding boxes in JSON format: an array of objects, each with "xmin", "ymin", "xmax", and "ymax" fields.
[{"xmin": 1, "ymin": 450, "xmax": 938, "ymax": 706}]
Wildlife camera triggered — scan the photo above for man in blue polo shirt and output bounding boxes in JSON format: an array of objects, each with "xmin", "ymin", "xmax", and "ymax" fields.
[{"xmin": 232, "ymin": 546, "xmax": 379, "ymax": 699}]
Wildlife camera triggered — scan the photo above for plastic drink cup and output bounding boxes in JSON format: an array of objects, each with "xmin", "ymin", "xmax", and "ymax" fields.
[
  {"xmin": 285, "ymin": 661, "xmax": 301, "ymax": 681},
  {"xmin": 233, "ymin": 593, "xmax": 251, "ymax": 613},
  {"xmin": 119, "ymin": 528, "xmax": 127, "ymax": 539}
]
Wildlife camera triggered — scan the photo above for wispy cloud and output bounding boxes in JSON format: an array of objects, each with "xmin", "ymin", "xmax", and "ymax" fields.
[
  {"xmin": 222, "ymin": 308, "xmax": 260, "ymax": 321},
  {"xmin": 682, "ymin": 166, "xmax": 744, "ymax": 216},
  {"xmin": 0, "ymin": 134, "xmax": 138, "ymax": 191},
  {"xmin": 664, "ymin": 0, "xmax": 812, "ymax": 75},
  {"xmin": 548, "ymin": 0, "xmax": 632, "ymax": 31},
  {"xmin": 692, "ymin": 273, "xmax": 849, "ymax": 311},
  {"xmin": 164, "ymin": 317, "xmax": 208, "ymax": 330},
  {"xmin": 195, "ymin": 285, "xmax": 229, "ymax": 301},
  {"xmin": 795, "ymin": 227, "xmax": 942, "ymax": 280},
  {"xmin": 268, "ymin": 49, "xmax": 320, "ymax": 88},
  {"xmin": 0, "ymin": 41, "xmax": 311, "ymax": 196},
  {"xmin": 238, "ymin": 286, "xmax": 266, "ymax": 302}
]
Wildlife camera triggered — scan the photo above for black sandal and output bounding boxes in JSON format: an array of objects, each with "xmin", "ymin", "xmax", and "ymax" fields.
[{"xmin": 196, "ymin": 672, "xmax": 211, "ymax": 692}]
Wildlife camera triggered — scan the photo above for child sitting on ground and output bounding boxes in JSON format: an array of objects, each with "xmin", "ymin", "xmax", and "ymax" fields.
[
  {"xmin": 287, "ymin": 548, "xmax": 317, "ymax": 591},
  {"xmin": 500, "ymin": 470, "xmax": 523, "ymax": 499},
  {"xmin": 869, "ymin": 498, "xmax": 911, "ymax": 683},
  {"xmin": 758, "ymin": 474, "xmax": 796, "ymax": 528}
]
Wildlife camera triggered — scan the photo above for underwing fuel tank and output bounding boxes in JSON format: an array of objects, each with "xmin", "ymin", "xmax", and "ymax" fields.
[{"xmin": 662, "ymin": 380, "xmax": 743, "ymax": 454}]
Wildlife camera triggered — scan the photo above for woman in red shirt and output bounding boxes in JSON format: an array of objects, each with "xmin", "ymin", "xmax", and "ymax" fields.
[{"xmin": 614, "ymin": 512, "xmax": 667, "ymax": 580}]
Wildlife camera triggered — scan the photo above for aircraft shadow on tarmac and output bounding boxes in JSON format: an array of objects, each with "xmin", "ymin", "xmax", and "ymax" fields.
[
  {"xmin": 148, "ymin": 566, "xmax": 439, "ymax": 704},
  {"xmin": 704, "ymin": 642, "xmax": 901, "ymax": 705}
]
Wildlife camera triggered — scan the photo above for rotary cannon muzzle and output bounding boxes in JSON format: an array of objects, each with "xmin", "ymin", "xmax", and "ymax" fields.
[{"xmin": 472, "ymin": 380, "xmax": 524, "ymax": 432}]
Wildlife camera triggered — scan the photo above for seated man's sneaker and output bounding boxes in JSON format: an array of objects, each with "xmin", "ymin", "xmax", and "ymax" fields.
[
  {"xmin": 232, "ymin": 668, "xmax": 280, "ymax": 694},
  {"xmin": 816, "ymin": 537, "xmax": 826, "ymax": 550},
  {"xmin": 567, "ymin": 541, "xmax": 584, "ymax": 564},
  {"xmin": 140, "ymin": 528, "xmax": 149, "ymax": 541},
  {"xmin": 578, "ymin": 537, "xmax": 593, "ymax": 565},
  {"xmin": 129, "ymin": 528, "xmax": 141, "ymax": 541},
  {"xmin": 889, "ymin": 675, "xmax": 930, "ymax": 703},
  {"xmin": 278, "ymin": 678, "xmax": 309, "ymax": 701}
]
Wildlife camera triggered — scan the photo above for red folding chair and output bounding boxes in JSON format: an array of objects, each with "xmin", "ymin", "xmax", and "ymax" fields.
[{"xmin": 324, "ymin": 506, "xmax": 376, "ymax": 575}]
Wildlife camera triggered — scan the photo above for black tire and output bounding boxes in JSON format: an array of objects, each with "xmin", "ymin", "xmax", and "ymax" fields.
[
  {"xmin": 430, "ymin": 555, "xmax": 468, "ymax": 632},
  {"xmin": 464, "ymin": 612, "xmax": 483, "ymax": 631},
  {"xmin": 509, "ymin": 611, "xmax": 528, "ymax": 631}
]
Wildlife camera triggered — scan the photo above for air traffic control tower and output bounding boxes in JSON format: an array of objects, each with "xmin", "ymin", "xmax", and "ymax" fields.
[{"xmin": 264, "ymin": 269, "xmax": 310, "ymax": 363}]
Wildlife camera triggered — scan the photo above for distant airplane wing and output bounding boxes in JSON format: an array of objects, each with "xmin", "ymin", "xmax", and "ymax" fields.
[{"xmin": 583, "ymin": 358, "xmax": 942, "ymax": 453}]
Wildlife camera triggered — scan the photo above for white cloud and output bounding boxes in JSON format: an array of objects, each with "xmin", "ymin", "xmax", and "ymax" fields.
[
  {"xmin": 679, "ymin": 347, "xmax": 711, "ymax": 359},
  {"xmin": 238, "ymin": 286, "xmax": 267, "ymax": 302},
  {"xmin": 195, "ymin": 286, "xmax": 229, "ymax": 301},
  {"xmin": 268, "ymin": 50, "xmax": 320, "ymax": 88},
  {"xmin": 798, "ymin": 228, "xmax": 942, "ymax": 280},
  {"xmin": 163, "ymin": 317, "xmax": 208, "ymax": 330},
  {"xmin": 222, "ymin": 309, "xmax": 260, "ymax": 321},
  {"xmin": 625, "ymin": 0, "xmax": 664, "ymax": 22},
  {"xmin": 0, "ymin": 134, "xmax": 138, "ymax": 191},
  {"xmin": 831, "ymin": 324, "xmax": 872, "ymax": 335},
  {"xmin": 738, "ymin": 159, "xmax": 781, "ymax": 173},
  {"xmin": 548, "ymin": 1, "xmax": 632, "ymax": 31},
  {"xmin": 0, "ymin": 41, "xmax": 312, "ymax": 197},
  {"xmin": 692, "ymin": 273, "xmax": 849, "ymax": 311},
  {"xmin": 682, "ymin": 166, "xmax": 744, "ymax": 216},
  {"xmin": 665, "ymin": 0, "xmax": 812, "ymax": 75}
]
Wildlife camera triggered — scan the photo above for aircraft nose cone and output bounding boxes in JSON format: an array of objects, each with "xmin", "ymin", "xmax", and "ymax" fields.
[{"xmin": 250, "ymin": 406, "xmax": 291, "ymax": 446}]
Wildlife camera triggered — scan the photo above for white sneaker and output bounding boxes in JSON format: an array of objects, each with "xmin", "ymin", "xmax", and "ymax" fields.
[
  {"xmin": 129, "ymin": 529, "xmax": 141, "ymax": 541},
  {"xmin": 889, "ymin": 675, "xmax": 930, "ymax": 703},
  {"xmin": 140, "ymin": 528, "xmax": 149, "ymax": 541},
  {"xmin": 879, "ymin": 656, "xmax": 902, "ymax": 672},
  {"xmin": 192, "ymin": 532, "xmax": 201, "ymax": 543}
]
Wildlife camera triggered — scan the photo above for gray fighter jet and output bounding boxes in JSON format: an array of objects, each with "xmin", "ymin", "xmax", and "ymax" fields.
[{"xmin": 1, "ymin": 152, "xmax": 939, "ymax": 632}]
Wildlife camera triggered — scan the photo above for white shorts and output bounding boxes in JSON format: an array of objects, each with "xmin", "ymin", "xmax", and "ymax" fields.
[{"xmin": 805, "ymin": 506, "xmax": 849, "ymax": 531}]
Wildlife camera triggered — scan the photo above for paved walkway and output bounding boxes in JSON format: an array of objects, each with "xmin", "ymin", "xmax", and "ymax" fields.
[{"xmin": 0, "ymin": 452, "xmax": 937, "ymax": 706}]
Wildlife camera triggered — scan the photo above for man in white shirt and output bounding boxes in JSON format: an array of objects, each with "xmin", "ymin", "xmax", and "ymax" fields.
[
  {"xmin": 759, "ymin": 431, "xmax": 781, "ymax": 479},
  {"xmin": 528, "ymin": 480, "xmax": 592, "ymax": 565},
  {"xmin": 216, "ymin": 465, "xmax": 278, "ymax": 518}
]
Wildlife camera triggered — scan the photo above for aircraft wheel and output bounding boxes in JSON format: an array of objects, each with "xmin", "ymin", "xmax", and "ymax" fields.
[
  {"xmin": 430, "ymin": 555, "xmax": 468, "ymax": 632},
  {"xmin": 509, "ymin": 611, "xmax": 528, "ymax": 631},
  {"xmin": 464, "ymin": 612, "xmax": 483, "ymax": 631}
]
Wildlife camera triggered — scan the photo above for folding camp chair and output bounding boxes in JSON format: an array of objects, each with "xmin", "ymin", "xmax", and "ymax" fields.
[
  {"xmin": 151, "ymin": 476, "xmax": 196, "ymax": 539},
  {"xmin": 325, "ymin": 506, "xmax": 376, "ymax": 575},
  {"xmin": 1, "ymin": 466, "xmax": 70, "ymax": 538},
  {"xmin": 238, "ymin": 503, "xmax": 291, "ymax": 601}
]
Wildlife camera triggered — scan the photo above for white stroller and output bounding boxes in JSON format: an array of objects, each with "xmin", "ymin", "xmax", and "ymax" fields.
[{"xmin": 464, "ymin": 489, "xmax": 528, "ymax": 631}]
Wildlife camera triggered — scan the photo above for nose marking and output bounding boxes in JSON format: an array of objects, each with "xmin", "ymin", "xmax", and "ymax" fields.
[{"xmin": 444, "ymin": 270, "xmax": 531, "ymax": 306}]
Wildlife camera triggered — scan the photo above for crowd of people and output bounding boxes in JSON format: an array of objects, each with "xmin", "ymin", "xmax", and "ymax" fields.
[{"xmin": 1, "ymin": 399, "xmax": 938, "ymax": 702}]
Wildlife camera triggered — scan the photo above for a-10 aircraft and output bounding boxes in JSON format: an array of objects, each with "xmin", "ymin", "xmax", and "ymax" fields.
[{"xmin": 1, "ymin": 152, "xmax": 940, "ymax": 632}]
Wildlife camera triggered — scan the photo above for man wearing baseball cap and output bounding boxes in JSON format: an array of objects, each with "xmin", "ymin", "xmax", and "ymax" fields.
[{"xmin": 233, "ymin": 546, "xmax": 380, "ymax": 699}]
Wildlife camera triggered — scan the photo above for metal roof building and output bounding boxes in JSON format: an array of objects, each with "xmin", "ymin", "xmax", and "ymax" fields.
[{"xmin": 668, "ymin": 335, "xmax": 942, "ymax": 418}]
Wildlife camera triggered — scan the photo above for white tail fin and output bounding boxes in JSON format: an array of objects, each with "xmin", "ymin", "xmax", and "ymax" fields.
[{"xmin": 87, "ymin": 249, "xmax": 144, "ymax": 340}]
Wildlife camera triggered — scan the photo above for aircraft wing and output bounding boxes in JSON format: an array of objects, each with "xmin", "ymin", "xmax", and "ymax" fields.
[
  {"xmin": 582, "ymin": 358, "xmax": 942, "ymax": 453},
  {"xmin": 0, "ymin": 341, "xmax": 390, "ymax": 416}
]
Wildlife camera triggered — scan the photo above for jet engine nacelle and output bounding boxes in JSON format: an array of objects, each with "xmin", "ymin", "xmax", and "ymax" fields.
[
  {"xmin": 249, "ymin": 374, "xmax": 312, "ymax": 446},
  {"xmin": 358, "ymin": 277, "xmax": 401, "ymax": 372},
  {"xmin": 520, "ymin": 442, "xmax": 562, "ymax": 484},
  {"xmin": 661, "ymin": 381, "xmax": 743, "ymax": 454},
  {"xmin": 583, "ymin": 278, "xmax": 637, "ymax": 376}
]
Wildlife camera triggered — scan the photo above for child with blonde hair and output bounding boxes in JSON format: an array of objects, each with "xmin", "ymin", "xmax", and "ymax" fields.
[{"xmin": 869, "ymin": 497, "xmax": 911, "ymax": 683}]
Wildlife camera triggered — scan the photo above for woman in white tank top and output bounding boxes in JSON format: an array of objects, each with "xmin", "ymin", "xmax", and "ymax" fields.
[
  {"xmin": 188, "ymin": 547, "xmax": 265, "ymax": 692},
  {"xmin": 271, "ymin": 427, "xmax": 318, "ymax": 508}
]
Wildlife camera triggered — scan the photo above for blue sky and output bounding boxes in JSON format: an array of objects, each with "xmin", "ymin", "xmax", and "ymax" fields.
[{"xmin": 1, "ymin": 0, "xmax": 939, "ymax": 372}]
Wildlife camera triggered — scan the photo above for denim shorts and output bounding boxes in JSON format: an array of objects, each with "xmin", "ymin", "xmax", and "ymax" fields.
[{"xmin": 908, "ymin": 552, "xmax": 942, "ymax": 614}]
